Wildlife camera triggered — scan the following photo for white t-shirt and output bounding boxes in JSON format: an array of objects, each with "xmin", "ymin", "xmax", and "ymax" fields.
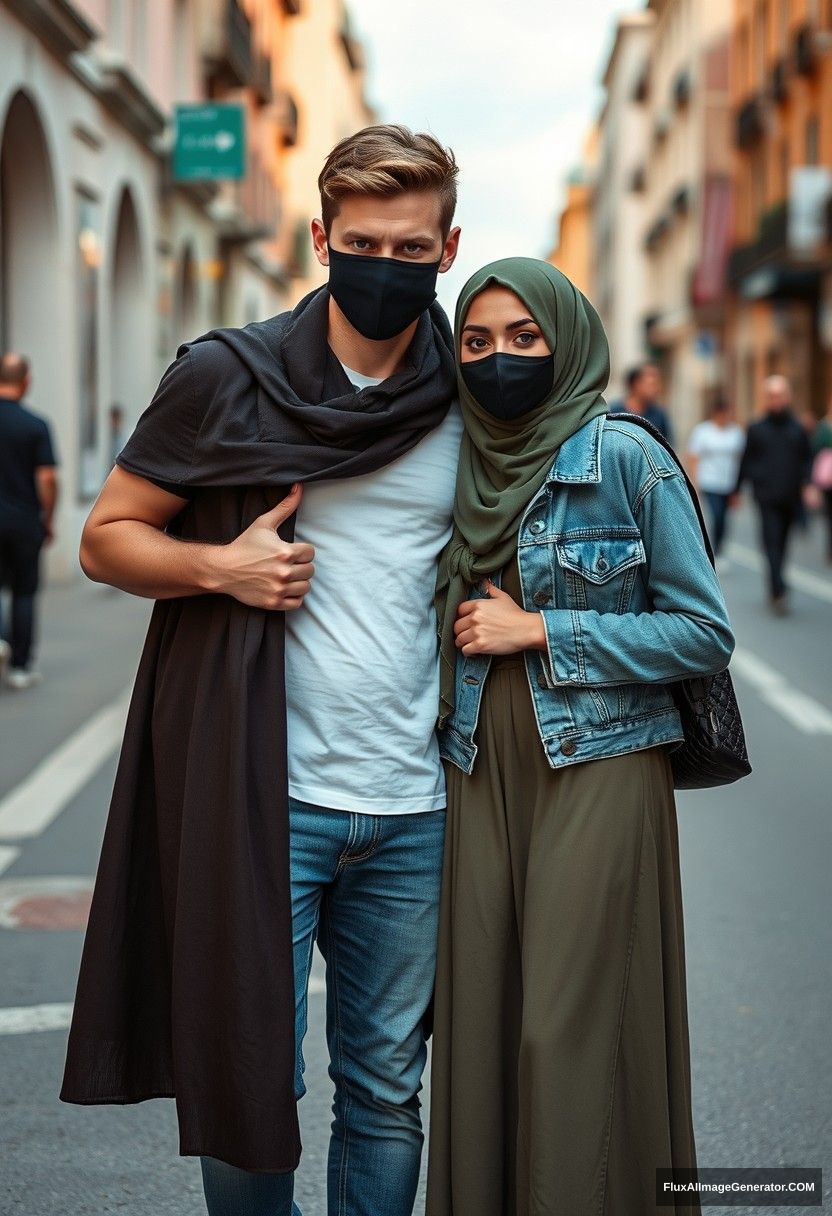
[
  {"xmin": 687, "ymin": 421, "xmax": 745, "ymax": 495},
  {"xmin": 284, "ymin": 362, "xmax": 463, "ymax": 814}
]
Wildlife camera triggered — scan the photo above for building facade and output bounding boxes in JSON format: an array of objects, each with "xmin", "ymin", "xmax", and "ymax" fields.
[
  {"xmin": 727, "ymin": 0, "xmax": 832, "ymax": 422},
  {"xmin": 592, "ymin": 10, "xmax": 655, "ymax": 403},
  {"xmin": 0, "ymin": 0, "xmax": 371, "ymax": 580},
  {"xmin": 637, "ymin": 0, "xmax": 733, "ymax": 444},
  {"xmin": 548, "ymin": 127, "xmax": 598, "ymax": 302}
]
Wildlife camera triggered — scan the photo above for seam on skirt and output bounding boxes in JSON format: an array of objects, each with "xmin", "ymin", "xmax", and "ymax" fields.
[{"xmin": 596, "ymin": 756, "xmax": 650, "ymax": 1216}]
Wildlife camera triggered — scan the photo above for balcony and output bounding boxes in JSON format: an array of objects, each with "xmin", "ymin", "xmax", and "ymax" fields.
[
  {"xmin": 673, "ymin": 66, "xmax": 691, "ymax": 109},
  {"xmin": 5, "ymin": 0, "xmax": 95, "ymax": 60},
  {"xmin": 252, "ymin": 51, "xmax": 273, "ymax": 105},
  {"xmin": 275, "ymin": 91, "xmax": 299, "ymax": 148},
  {"xmin": 735, "ymin": 93, "xmax": 767, "ymax": 149},
  {"xmin": 770, "ymin": 56, "xmax": 788, "ymax": 103},
  {"xmin": 203, "ymin": 0, "xmax": 253, "ymax": 91},
  {"xmin": 726, "ymin": 201, "xmax": 823, "ymax": 298},
  {"xmin": 96, "ymin": 52, "xmax": 166, "ymax": 145},
  {"xmin": 794, "ymin": 23, "xmax": 817, "ymax": 76}
]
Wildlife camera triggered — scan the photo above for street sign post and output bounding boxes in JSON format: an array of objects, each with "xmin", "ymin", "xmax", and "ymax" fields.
[{"xmin": 173, "ymin": 103, "xmax": 245, "ymax": 182}]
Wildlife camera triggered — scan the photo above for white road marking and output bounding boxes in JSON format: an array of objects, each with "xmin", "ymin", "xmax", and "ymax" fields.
[
  {"xmin": 727, "ymin": 541, "xmax": 832, "ymax": 605},
  {"xmin": 0, "ymin": 689, "xmax": 130, "ymax": 841},
  {"xmin": 0, "ymin": 1002, "xmax": 73, "ymax": 1035},
  {"xmin": 0, "ymin": 980, "xmax": 327, "ymax": 1038},
  {"xmin": 731, "ymin": 646, "xmax": 832, "ymax": 734},
  {"xmin": 0, "ymin": 846, "xmax": 20, "ymax": 876}
]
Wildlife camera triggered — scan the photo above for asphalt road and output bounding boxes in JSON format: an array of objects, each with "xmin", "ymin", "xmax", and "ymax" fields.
[{"xmin": 0, "ymin": 505, "xmax": 830, "ymax": 1216}]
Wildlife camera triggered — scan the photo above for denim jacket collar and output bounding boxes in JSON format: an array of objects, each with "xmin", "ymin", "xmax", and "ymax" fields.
[{"xmin": 547, "ymin": 414, "xmax": 605, "ymax": 485}]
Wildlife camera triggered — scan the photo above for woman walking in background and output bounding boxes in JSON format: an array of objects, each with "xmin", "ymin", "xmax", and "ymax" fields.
[
  {"xmin": 687, "ymin": 398, "xmax": 746, "ymax": 559},
  {"xmin": 810, "ymin": 396, "xmax": 832, "ymax": 562},
  {"xmin": 427, "ymin": 258, "xmax": 735, "ymax": 1216}
]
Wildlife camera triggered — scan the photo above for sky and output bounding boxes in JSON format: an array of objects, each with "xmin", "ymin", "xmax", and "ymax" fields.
[{"xmin": 346, "ymin": 0, "xmax": 646, "ymax": 312}]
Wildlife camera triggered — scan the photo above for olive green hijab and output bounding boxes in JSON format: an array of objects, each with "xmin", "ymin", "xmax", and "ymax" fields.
[{"xmin": 436, "ymin": 257, "xmax": 610, "ymax": 727}]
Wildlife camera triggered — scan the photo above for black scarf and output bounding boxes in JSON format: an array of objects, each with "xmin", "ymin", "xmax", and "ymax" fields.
[{"xmin": 117, "ymin": 286, "xmax": 456, "ymax": 491}]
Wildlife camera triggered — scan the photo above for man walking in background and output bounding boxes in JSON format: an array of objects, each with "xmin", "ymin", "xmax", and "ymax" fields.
[
  {"xmin": 610, "ymin": 361, "xmax": 674, "ymax": 444},
  {"xmin": 736, "ymin": 374, "xmax": 812, "ymax": 615},
  {"xmin": 0, "ymin": 354, "xmax": 59, "ymax": 689}
]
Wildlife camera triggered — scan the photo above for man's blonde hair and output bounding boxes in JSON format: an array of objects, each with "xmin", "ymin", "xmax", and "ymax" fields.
[{"xmin": 318, "ymin": 124, "xmax": 459, "ymax": 237}]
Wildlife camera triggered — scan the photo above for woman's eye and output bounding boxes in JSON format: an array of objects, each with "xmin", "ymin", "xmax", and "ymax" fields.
[
  {"xmin": 465, "ymin": 337, "xmax": 489, "ymax": 352},
  {"xmin": 515, "ymin": 331, "xmax": 538, "ymax": 346}
]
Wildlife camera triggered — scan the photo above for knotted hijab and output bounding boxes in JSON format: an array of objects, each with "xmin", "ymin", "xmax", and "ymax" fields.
[{"xmin": 436, "ymin": 257, "xmax": 611, "ymax": 726}]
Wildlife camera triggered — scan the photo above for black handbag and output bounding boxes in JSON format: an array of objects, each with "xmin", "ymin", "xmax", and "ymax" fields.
[{"xmin": 607, "ymin": 413, "xmax": 751, "ymax": 790}]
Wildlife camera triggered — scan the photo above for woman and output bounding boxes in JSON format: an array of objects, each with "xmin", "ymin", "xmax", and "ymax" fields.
[
  {"xmin": 687, "ymin": 398, "xmax": 746, "ymax": 557},
  {"xmin": 810, "ymin": 396, "xmax": 832, "ymax": 561},
  {"xmin": 427, "ymin": 258, "xmax": 734, "ymax": 1216}
]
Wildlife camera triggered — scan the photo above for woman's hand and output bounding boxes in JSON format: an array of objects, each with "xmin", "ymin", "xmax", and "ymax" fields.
[{"xmin": 454, "ymin": 580, "xmax": 546, "ymax": 656}]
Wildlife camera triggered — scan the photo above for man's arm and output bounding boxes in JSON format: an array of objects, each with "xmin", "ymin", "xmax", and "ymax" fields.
[
  {"xmin": 80, "ymin": 467, "xmax": 314, "ymax": 610},
  {"xmin": 35, "ymin": 466, "xmax": 59, "ymax": 543}
]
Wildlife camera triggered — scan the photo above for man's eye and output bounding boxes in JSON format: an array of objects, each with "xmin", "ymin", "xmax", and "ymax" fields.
[
  {"xmin": 351, "ymin": 240, "xmax": 371, "ymax": 251},
  {"xmin": 404, "ymin": 243, "xmax": 424, "ymax": 254}
]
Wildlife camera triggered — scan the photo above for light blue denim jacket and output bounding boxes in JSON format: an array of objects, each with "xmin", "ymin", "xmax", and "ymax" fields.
[{"xmin": 439, "ymin": 415, "xmax": 735, "ymax": 775}]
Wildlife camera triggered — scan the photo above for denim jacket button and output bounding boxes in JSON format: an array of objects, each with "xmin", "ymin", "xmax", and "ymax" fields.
[
  {"xmin": 561, "ymin": 739, "xmax": 577, "ymax": 756},
  {"xmin": 596, "ymin": 557, "xmax": 608, "ymax": 572},
  {"xmin": 532, "ymin": 590, "xmax": 551, "ymax": 606},
  {"xmin": 528, "ymin": 519, "xmax": 546, "ymax": 535},
  {"xmin": 536, "ymin": 673, "xmax": 548, "ymax": 689}
]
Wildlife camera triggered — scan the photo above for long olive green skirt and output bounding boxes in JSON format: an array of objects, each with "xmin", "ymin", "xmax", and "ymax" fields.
[{"xmin": 426, "ymin": 657, "xmax": 700, "ymax": 1216}]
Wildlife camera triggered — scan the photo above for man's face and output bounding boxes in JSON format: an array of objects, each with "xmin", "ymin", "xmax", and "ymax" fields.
[
  {"xmin": 764, "ymin": 380, "xmax": 790, "ymax": 412},
  {"xmin": 312, "ymin": 190, "xmax": 460, "ymax": 274},
  {"xmin": 639, "ymin": 364, "xmax": 661, "ymax": 403}
]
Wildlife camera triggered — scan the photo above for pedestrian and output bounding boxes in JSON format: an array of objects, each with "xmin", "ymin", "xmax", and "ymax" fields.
[
  {"xmin": 609, "ymin": 360, "xmax": 674, "ymax": 443},
  {"xmin": 686, "ymin": 397, "xmax": 746, "ymax": 557},
  {"xmin": 60, "ymin": 124, "xmax": 463, "ymax": 1216},
  {"xmin": 810, "ymin": 394, "xmax": 832, "ymax": 562},
  {"xmin": 427, "ymin": 258, "xmax": 734, "ymax": 1216},
  {"xmin": 735, "ymin": 374, "xmax": 812, "ymax": 614},
  {"xmin": 0, "ymin": 353, "xmax": 59, "ymax": 690}
]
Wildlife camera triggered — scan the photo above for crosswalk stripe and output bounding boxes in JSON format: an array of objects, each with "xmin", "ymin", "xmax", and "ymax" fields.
[
  {"xmin": 731, "ymin": 646, "xmax": 832, "ymax": 734},
  {"xmin": 0, "ymin": 689, "xmax": 130, "ymax": 841},
  {"xmin": 727, "ymin": 541, "xmax": 832, "ymax": 605}
]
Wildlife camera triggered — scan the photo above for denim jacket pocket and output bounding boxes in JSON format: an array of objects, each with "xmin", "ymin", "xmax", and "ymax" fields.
[{"xmin": 555, "ymin": 535, "xmax": 646, "ymax": 612}]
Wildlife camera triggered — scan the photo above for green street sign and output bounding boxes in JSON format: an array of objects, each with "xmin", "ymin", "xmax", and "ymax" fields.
[{"xmin": 173, "ymin": 103, "xmax": 245, "ymax": 181}]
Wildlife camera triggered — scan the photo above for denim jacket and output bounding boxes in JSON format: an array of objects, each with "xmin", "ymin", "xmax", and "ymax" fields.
[{"xmin": 439, "ymin": 415, "xmax": 735, "ymax": 775}]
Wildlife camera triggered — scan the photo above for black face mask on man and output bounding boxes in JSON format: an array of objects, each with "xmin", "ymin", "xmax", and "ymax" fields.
[
  {"xmin": 327, "ymin": 247, "xmax": 441, "ymax": 341},
  {"xmin": 460, "ymin": 352, "xmax": 555, "ymax": 422}
]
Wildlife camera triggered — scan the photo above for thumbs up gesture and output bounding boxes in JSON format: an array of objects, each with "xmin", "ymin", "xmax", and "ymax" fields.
[{"xmin": 215, "ymin": 483, "xmax": 315, "ymax": 610}]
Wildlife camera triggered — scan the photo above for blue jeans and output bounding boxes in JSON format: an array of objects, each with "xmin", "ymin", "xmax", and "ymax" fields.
[
  {"xmin": 201, "ymin": 799, "xmax": 446, "ymax": 1216},
  {"xmin": 702, "ymin": 491, "xmax": 730, "ymax": 556}
]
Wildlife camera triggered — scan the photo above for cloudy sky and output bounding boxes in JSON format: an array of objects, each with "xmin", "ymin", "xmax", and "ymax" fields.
[{"xmin": 346, "ymin": 0, "xmax": 645, "ymax": 311}]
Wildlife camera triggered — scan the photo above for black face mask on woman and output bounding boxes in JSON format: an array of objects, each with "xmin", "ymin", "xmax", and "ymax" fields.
[
  {"xmin": 327, "ymin": 247, "xmax": 441, "ymax": 341},
  {"xmin": 461, "ymin": 352, "xmax": 555, "ymax": 422}
]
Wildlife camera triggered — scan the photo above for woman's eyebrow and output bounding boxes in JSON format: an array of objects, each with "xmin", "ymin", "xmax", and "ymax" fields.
[
  {"xmin": 506, "ymin": 318, "xmax": 536, "ymax": 331},
  {"xmin": 462, "ymin": 324, "xmax": 490, "ymax": 334}
]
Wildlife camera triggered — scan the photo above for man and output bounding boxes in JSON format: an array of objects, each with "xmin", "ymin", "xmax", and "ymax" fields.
[
  {"xmin": 0, "ymin": 353, "xmax": 59, "ymax": 689},
  {"xmin": 610, "ymin": 362, "xmax": 674, "ymax": 443},
  {"xmin": 736, "ymin": 374, "xmax": 812, "ymax": 614},
  {"xmin": 60, "ymin": 125, "xmax": 462, "ymax": 1216}
]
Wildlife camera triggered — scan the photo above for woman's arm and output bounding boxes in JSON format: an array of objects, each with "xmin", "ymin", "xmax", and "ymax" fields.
[{"xmin": 538, "ymin": 469, "xmax": 734, "ymax": 687}]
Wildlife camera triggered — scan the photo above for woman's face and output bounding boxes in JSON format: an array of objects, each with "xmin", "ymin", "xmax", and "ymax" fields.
[{"xmin": 460, "ymin": 286, "xmax": 551, "ymax": 363}]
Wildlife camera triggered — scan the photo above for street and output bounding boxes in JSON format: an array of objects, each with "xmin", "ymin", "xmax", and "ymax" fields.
[{"xmin": 0, "ymin": 507, "xmax": 830, "ymax": 1216}]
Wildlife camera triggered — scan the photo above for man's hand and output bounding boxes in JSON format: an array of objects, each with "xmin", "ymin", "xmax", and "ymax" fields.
[
  {"xmin": 210, "ymin": 484, "xmax": 315, "ymax": 610},
  {"xmin": 454, "ymin": 580, "xmax": 546, "ymax": 656}
]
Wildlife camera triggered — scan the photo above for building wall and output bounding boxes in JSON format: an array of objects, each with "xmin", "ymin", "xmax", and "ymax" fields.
[
  {"xmin": 640, "ymin": 0, "xmax": 732, "ymax": 446},
  {"xmin": 549, "ymin": 127, "xmax": 597, "ymax": 302},
  {"xmin": 0, "ymin": 0, "xmax": 371, "ymax": 582},
  {"xmin": 728, "ymin": 0, "xmax": 832, "ymax": 422},
  {"xmin": 593, "ymin": 11, "xmax": 654, "ymax": 401}
]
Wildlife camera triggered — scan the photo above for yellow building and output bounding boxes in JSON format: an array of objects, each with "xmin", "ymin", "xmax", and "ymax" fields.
[
  {"xmin": 549, "ymin": 127, "xmax": 597, "ymax": 300},
  {"xmin": 727, "ymin": 0, "xmax": 832, "ymax": 420}
]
